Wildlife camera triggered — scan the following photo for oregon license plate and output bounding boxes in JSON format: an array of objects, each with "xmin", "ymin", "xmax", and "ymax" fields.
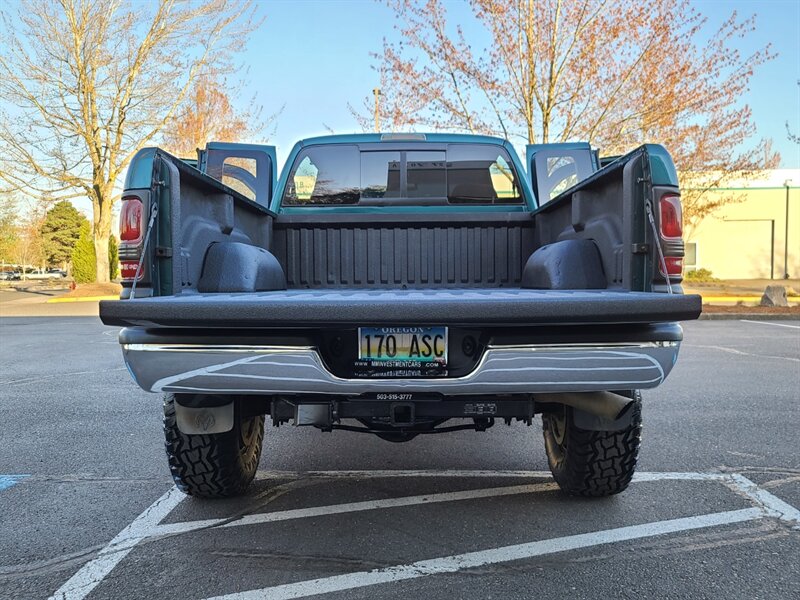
[{"xmin": 358, "ymin": 326, "xmax": 447, "ymax": 365}]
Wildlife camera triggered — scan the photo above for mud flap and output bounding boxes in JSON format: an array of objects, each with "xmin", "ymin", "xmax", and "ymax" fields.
[
  {"xmin": 572, "ymin": 404, "xmax": 635, "ymax": 432},
  {"xmin": 175, "ymin": 402, "xmax": 234, "ymax": 434}
]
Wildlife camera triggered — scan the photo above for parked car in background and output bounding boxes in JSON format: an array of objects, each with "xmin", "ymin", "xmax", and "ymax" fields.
[
  {"xmin": 0, "ymin": 270, "xmax": 21, "ymax": 281},
  {"xmin": 23, "ymin": 268, "xmax": 66, "ymax": 280}
]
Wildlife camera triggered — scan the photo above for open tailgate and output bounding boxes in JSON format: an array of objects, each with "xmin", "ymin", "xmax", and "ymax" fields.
[{"xmin": 100, "ymin": 288, "xmax": 701, "ymax": 328}]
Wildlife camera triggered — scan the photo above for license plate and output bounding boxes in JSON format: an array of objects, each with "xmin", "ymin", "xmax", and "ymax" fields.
[{"xmin": 358, "ymin": 326, "xmax": 447, "ymax": 365}]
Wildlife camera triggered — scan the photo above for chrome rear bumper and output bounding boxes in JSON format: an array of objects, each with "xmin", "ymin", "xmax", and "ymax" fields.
[{"xmin": 121, "ymin": 341, "xmax": 680, "ymax": 395}]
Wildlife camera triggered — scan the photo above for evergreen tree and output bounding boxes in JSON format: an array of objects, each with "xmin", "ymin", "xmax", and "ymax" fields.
[
  {"xmin": 71, "ymin": 222, "xmax": 96, "ymax": 283},
  {"xmin": 108, "ymin": 235, "xmax": 119, "ymax": 280},
  {"xmin": 40, "ymin": 201, "xmax": 87, "ymax": 267}
]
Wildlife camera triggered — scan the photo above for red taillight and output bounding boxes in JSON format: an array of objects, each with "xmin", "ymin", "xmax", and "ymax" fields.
[
  {"xmin": 120, "ymin": 196, "xmax": 143, "ymax": 243},
  {"xmin": 659, "ymin": 195, "xmax": 682, "ymax": 239},
  {"xmin": 120, "ymin": 260, "xmax": 143, "ymax": 281},
  {"xmin": 660, "ymin": 256, "xmax": 683, "ymax": 277}
]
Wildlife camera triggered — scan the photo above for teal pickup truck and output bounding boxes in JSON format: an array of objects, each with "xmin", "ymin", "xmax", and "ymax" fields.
[{"xmin": 100, "ymin": 133, "xmax": 701, "ymax": 498}]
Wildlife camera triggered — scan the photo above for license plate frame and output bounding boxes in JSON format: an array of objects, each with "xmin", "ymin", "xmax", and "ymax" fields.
[{"xmin": 357, "ymin": 326, "xmax": 448, "ymax": 367}]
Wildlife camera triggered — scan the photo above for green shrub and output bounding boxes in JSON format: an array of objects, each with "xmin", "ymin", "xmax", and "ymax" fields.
[
  {"xmin": 684, "ymin": 268, "xmax": 718, "ymax": 283},
  {"xmin": 109, "ymin": 235, "xmax": 119, "ymax": 280},
  {"xmin": 71, "ymin": 222, "xmax": 96, "ymax": 283}
]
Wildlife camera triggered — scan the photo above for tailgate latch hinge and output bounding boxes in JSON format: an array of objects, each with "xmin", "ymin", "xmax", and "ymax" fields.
[{"xmin": 631, "ymin": 243, "xmax": 649, "ymax": 254}]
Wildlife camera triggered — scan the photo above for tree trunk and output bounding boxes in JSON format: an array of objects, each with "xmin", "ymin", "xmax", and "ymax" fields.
[
  {"xmin": 94, "ymin": 232, "xmax": 110, "ymax": 283},
  {"xmin": 93, "ymin": 207, "xmax": 112, "ymax": 284},
  {"xmin": 93, "ymin": 182, "xmax": 115, "ymax": 283}
]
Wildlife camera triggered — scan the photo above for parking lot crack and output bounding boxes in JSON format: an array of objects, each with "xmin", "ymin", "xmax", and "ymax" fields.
[
  {"xmin": 0, "ymin": 545, "xmax": 106, "ymax": 581},
  {"xmin": 759, "ymin": 475, "xmax": 800, "ymax": 489},
  {"xmin": 722, "ymin": 473, "xmax": 800, "ymax": 529},
  {"xmin": 209, "ymin": 549, "xmax": 391, "ymax": 573},
  {"xmin": 717, "ymin": 466, "xmax": 800, "ymax": 476},
  {"xmin": 25, "ymin": 474, "xmax": 172, "ymax": 484}
]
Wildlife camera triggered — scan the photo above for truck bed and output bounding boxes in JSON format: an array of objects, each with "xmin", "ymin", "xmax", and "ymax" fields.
[{"xmin": 100, "ymin": 288, "xmax": 701, "ymax": 328}]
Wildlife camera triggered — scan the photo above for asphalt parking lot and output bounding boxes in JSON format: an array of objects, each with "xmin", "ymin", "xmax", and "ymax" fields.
[{"xmin": 0, "ymin": 316, "xmax": 798, "ymax": 599}]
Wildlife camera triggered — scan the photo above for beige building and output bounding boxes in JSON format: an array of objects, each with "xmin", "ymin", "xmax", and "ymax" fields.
[{"xmin": 685, "ymin": 169, "xmax": 799, "ymax": 280}]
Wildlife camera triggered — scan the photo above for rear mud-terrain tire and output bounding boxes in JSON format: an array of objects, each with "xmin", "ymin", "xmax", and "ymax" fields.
[
  {"xmin": 542, "ymin": 391, "xmax": 642, "ymax": 497},
  {"xmin": 163, "ymin": 394, "xmax": 264, "ymax": 498}
]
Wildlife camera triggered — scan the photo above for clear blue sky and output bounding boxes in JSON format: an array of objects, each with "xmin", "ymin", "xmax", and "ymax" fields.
[{"xmin": 243, "ymin": 0, "xmax": 800, "ymax": 169}]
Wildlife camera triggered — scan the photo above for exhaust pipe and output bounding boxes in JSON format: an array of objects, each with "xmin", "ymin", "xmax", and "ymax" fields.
[{"xmin": 536, "ymin": 391, "xmax": 634, "ymax": 421}]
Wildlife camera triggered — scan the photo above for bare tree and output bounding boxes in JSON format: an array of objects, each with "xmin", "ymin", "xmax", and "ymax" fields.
[
  {"xmin": 367, "ymin": 0, "xmax": 779, "ymax": 234},
  {"xmin": 0, "ymin": 0, "xmax": 259, "ymax": 282},
  {"xmin": 12, "ymin": 200, "xmax": 48, "ymax": 274},
  {"xmin": 161, "ymin": 73, "xmax": 280, "ymax": 158},
  {"xmin": 787, "ymin": 80, "xmax": 800, "ymax": 145},
  {"xmin": 0, "ymin": 195, "xmax": 20, "ymax": 265}
]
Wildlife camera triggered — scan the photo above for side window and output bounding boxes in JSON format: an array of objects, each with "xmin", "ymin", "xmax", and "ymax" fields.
[
  {"xmin": 204, "ymin": 145, "xmax": 275, "ymax": 207},
  {"xmin": 222, "ymin": 157, "xmax": 258, "ymax": 201},
  {"xmin": 528, "ymin": 144, "xmax": 595, "ymax": 204},
  {"xmin": 546, "ymin": 155, "xmax": 578, "ymax": 199}
]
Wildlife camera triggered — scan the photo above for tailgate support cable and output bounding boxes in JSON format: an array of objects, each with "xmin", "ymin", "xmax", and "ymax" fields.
[
  {"xmin": 129, "ymin": 202, "xmax": 159, "ymax": 300},
  {"xmin": 645, "ymin": 201, "xmax": 673, "ymax": 295}
]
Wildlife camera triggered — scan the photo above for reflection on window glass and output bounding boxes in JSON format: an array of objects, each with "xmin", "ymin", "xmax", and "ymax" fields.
[
  {"xmin": 292, "ymin": 156, "xmax": 318, "ymax": 201},
  {"xmin": 222, "ymin": 157, "xmax": 257, "ymax": 201},
  {"xmin": 284, "ymin": 145, "xmax": 359, "ymax": 205},
  {"xmin": 684, "ymin": 242, "xmax": 697, "ymax": 266},
  {"xmin": 281, "ymin": 144, "xmax": 523, "ymax": 206},
  {"xmin": 447, "ymin": 145, "xmax": 521, "ymax": 204},
  {"xmin": 407, "ymin": 151, "xmax": 446, "ymax": 198},
  {"xmin": 546, "ymin": 156, "xmax": 578, "ymax": 199},
  {"xmin": 489, "ymin": 155, "xmax": 517, "ymax": 200},
  {"xmin": 361, "ymin": 152, "xmax": 401, "ymax": 198}
]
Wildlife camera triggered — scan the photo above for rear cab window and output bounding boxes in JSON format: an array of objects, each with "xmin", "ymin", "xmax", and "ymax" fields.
[{"xmin": 281, "ymin": 143, "xmax": 525, "ymax": 208}]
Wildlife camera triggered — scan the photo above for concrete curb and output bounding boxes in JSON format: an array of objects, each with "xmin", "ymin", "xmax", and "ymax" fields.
[
  {"xmin": 46, "ymin": 295, "xmax": 118, "ymax": 304},
  {"xmin": 702, "ymin": 296, "xmax": 800, "ymax": 304},
  {"xmin": 698, "ymin": 313, "xmax": 800, "ymax": 321}
]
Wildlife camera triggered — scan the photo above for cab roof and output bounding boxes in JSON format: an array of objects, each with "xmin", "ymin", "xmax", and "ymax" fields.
[{"xmin": 296, "ymin": 132, "xmax": 510, "ymax": 147}]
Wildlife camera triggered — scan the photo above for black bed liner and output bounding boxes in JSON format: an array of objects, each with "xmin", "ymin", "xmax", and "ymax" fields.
[{"xmin": 100, "ymin": 288, "xmax": 701, "ymax": 328}]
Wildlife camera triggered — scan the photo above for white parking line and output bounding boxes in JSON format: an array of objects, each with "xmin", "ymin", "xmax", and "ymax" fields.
[
  {"xmin": 203, "ymin": 508, "xmax": 764, "ymax": 600},
  {"xmin": 47, "ymin": 486, "xmax": 184, "ymax": 600},
  {"xmin": 633, "ymin": 471, "xmax": 724, "ymax": 482},
  {"xmin": 153, "ymin": 482, "xmax": 560, "ymax": 537},
  {"xmin": 46, "ymin": 471, "xmax": 800, "ymax": 600},
  {"xmin": 740, "ymin": 319, "xmax": 800, "ymax": 330},
  {"xmin": 726, "ymin": 473, "xmax": 800, "ymax": 528}
]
